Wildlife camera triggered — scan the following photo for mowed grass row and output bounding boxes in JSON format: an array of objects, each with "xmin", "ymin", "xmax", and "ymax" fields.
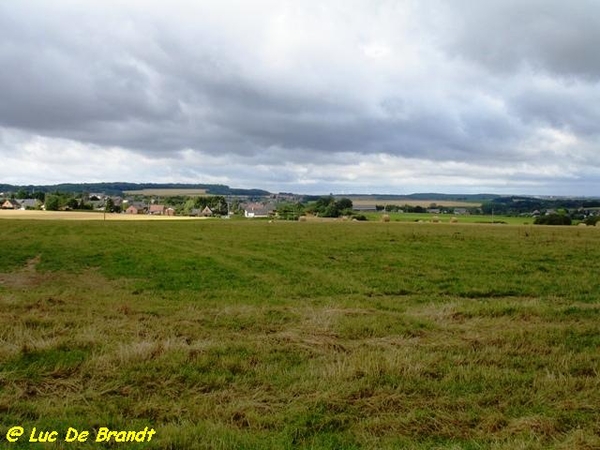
[
  {"xmin": 0, "ymin": 220, "xmax": 599, "ymax": 449},
  {"xmin": 360, "ymin": 212, "xmax": 536, "ymax": 225}
]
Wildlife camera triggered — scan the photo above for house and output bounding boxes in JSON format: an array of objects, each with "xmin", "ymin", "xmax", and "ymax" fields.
[
  {"xmin": 1, "ymin": 199, "xmax": 20, "ymax": 209},
  {"xmin": 201, "ymin": 206, "xmax": 213, "ymax": 217},
  {"xmin": 244, "ymin": 203, "xmax": 273, "ymax": 218},
  {"xmin": 453, "ymin": 208, "xmax": 469, "ymax": 215},
  {"xmin": 125, "ymin": 203, "xmax": 147, "ymax": 214},
  {"xmin": 149, "ymin": 204, "xmax": 166, "ymax": 215},
  {"xmin": 165, "ymin": 207, "xmax": 176, "ymax": 216},
  {"xmin": 19, "ymin": 199, "xmax": 40, "ymax": 210}
]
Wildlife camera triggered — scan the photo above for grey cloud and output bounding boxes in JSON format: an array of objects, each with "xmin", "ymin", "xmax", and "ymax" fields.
[
  {"xmin": 507, "ymin": 81, "xmax": 600, "ymax": 137},
  {"xmin": 0, "ymin": 1, "xmax": 505, "ymax": 161},
  {"xmin": 444, "ymin": 0, "xmax": 600, "ymax": 80},
  {"xmin": 1, "ymin": 1, "xmax": 599, "ymax": 194}
]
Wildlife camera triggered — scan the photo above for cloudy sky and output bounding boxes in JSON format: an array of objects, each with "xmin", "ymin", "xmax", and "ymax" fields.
[{"xmin": 1, "ymin": 0, "xmax": 600, "ymax": 195}]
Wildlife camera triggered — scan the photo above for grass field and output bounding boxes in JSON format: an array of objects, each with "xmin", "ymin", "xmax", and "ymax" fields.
[
  {"xmin": 363, "ymin": 212, "xmax": 535, "ymax": 225},
  {"xmin": 0, "ymin": 220, "xmax": 599, "ymax": 449},
  {"xmin": 0, "ymin": 209, "xmax": 534, "ymax": 225},
  {"xmin": 351, "ymin": 199, "xmax": 481, "ymax": 208}
]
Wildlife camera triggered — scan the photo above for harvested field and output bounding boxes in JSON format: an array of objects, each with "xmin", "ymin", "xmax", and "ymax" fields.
[{"xmin": 0, "ymin": 210, "xmax": 204, "ymax": 221}]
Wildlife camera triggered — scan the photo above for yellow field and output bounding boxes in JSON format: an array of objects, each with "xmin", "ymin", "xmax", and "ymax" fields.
[
  {"xmin": 124, "ymin": 188, "xmax": 207, "ymax": 196},
  {"xmin": 0, "ymin": 210, "xmax": 205, "ymax": 221},
  {"xmin": 351, "ymin": 199, "xmax": 481, "ymax": 207}
]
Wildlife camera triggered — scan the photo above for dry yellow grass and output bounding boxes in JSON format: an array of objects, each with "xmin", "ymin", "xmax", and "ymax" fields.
[{"xmin": 0, "ymin": 210, "xmax": 205, "ymax": 221}]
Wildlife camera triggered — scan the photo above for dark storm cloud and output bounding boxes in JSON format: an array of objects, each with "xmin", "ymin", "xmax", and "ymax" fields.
[{"xmin": 1, "ymin": 0, "xmax": 599, "ymax": 193}]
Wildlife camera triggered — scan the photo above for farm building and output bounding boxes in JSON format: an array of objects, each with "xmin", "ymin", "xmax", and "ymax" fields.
[
  {"xmin": 244, "ymin": 203, "xmax": 273, "ymax": 218},
  {"xmin": 18, "ymin": 199, "xmax": 41, "ymax": 210},
  {"xmin": 149, "ymin": 204, "xmax": 166, "ymax": 215},
  {"xmin": 1, "ymin": 199, "xmax": 20, "ymax": 209},
  {"xmin": 125, "ymin": 203, "xmax": 147, "ymax": 214}
]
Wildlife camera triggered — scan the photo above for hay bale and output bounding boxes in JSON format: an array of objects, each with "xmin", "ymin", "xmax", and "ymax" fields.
[
  {"xmin": 578, "ymin": 222, "xmax": 587, "ymax": 227},
  {"xmin": 450, "ymin": 217, "xmax": 458, "ymax": 223},
  {"xmin": 298, "ymin": 216, "xmax": 307, "ymax": 222},
  {"xmin": 382, "ymin": 214, "xmax": 390, "ymax": 222},
  {"xmin": 432, "ymin": 215, "xmax": 440, "ymax": 223}
]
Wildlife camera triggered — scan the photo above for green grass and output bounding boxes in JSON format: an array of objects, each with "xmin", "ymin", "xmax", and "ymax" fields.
[
  {"xmin": 0, "ymin": 220, "xmax": 599, "ymax": 449},
  {"xmin": 362, "ymin": 212, "xmax": 533, "ymax": 225}
]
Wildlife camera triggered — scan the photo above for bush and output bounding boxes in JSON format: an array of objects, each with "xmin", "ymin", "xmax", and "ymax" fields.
[
  {"xmin": 534, "ymin": 214, "xmax": 572, "ymax": 226},
  {"xmin": 310, "ymin": 196, "xmax": 353, "ymax": 218}
]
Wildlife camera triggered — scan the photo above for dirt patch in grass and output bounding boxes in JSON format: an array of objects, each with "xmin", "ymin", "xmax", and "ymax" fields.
[{"xmin": 0, "ymin": 255, "xmax": 48, "ymax": 289}]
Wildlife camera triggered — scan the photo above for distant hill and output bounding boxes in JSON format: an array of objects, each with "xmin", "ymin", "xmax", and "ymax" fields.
[{"xmin": 0, "ymin": 182, "xmax": 271, "ymax": 197}]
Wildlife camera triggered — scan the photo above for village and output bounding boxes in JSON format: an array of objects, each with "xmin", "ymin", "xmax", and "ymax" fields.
[
  {"xmin": 0, "ymin": 192, "xmax": 284, "ymax": 219},
  {"xmin": 2, "ymin": 189, "xmax": 599, "ymax": 224}
]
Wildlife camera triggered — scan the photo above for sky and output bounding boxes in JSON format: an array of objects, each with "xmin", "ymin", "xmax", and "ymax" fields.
[{"xmin": 1, "ymin": 0, "xmax": 600, "ymax": 195}]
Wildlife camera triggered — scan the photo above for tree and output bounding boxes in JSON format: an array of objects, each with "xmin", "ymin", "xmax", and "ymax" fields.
[
  {"xmin": 212, "ymin": 196, "xmax": 228, "ymax": 216},
  {"xmin": 192, "ymin": 195, "xmax": 228, "ymax": 216},
  {"xmin": 105, "ymin": 198, "xmax": 115, "ymax": 213},
  {"xmin": 66, "ymin": 198, "xmax": 79, "ymax": 210},
  {"xmin": 182, "ymin": 198, "xmax": 196, "ymax": 215},
  {"xmin": 309, "ymin": 196, "xmax": 353, "ymax": 218},
  {"xmin": 32, "ymin": 191, "xmax": 46, "ymax": 202},
  {"xmin": 336, "ymin": 198, "xmax": 353, "ymax": 211},
  {"xmin": 276, "ymin": 202, "xmax": 305, "ymax": 220},
  {"xmin": 315, "ymin": 196, "xmax": 334, "ymax": 211},
  {"xmin": 16, "ymin": 189, "xmax": 29, "ymax": 199},
  {"xmin": 45, "ymin": 194, "xmax": 60, "ymax": 211}
]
